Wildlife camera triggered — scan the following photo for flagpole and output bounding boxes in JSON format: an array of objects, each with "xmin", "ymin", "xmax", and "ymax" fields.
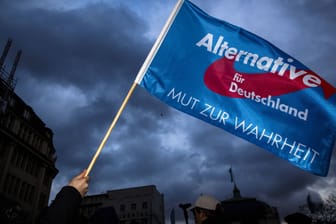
[
  {"xmin": 85, "ymin": 81, "xmax": 137, "ymax": 176},
  {"xmin": 134, "ymin": 0, "xmax": 184, "ymax": 84},
  {"xmin": 85, "ymin": 0, "xmax": 185, "ymax": 177}
]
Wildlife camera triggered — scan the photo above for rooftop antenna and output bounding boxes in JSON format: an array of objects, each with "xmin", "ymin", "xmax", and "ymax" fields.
[
  {"xmin": 7, "ymin": 50, "xmax": 22, "ymax": 90},
  {"xmin": 229, "ymin": 166, "xmax": 241, "ymax": 198},
  {"xmin": 0, "ymin": 38, "xmax": 12, "ymax": 69},
  {"xmin": 0, "ymin": 38, "xmax": 21, "ymax": 115}
]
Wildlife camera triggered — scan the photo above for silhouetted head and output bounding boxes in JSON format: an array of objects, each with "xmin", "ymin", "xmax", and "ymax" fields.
[{"xmin": 190, "ymin": 195, "xmax": 220, "ymax": 224}]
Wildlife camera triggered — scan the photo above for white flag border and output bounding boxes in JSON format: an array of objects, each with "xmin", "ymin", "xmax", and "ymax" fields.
[{"xmin": 134, "ymin": 0, "xmax": 184, "ymax": 84}]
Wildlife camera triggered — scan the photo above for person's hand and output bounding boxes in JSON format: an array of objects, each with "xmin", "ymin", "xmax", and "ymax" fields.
[{"xmin": 68, "ymin": 170, "xmax": 89, "ymax": 197}]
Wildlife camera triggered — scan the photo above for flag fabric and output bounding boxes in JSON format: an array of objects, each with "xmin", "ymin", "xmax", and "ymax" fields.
[{"xmin": 136, "ymin": 0, "xmax": 336, "ymax": 176}]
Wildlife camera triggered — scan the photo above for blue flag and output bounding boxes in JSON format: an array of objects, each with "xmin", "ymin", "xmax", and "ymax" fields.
[{"xmin": 136, "ymin": 0, "xmax": 336, "ymax": 176}]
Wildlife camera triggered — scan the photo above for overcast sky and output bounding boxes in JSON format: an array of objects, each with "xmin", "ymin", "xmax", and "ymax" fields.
[{"xmin": 1, "ymin": 0, "xmax": 335, "ymax": 223}]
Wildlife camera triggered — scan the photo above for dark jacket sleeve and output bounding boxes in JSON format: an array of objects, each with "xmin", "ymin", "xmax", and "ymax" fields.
[{"xmin": 38, "ymin": 186, "xmax": 82, "ymax": 224}]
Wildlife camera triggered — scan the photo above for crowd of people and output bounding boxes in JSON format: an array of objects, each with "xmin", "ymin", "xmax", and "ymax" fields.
[
  {"xmin": 36, "ymin": 170, "xmax": 312, "ymax": 224},
  {"xmin": 37, "ymin": 169, "xmax": 226, "ymax": 224}
]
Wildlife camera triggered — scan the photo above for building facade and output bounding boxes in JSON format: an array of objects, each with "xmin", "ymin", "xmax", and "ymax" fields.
[
  {"xmin": 219, "ymin": 177, "xmax": 280, "ymax": 224},
  {"xmin": 0, "ymin": 39, "xmax": 58, "ymax": 223},
  {"xmin": 81, "ymin": 185, "xmax": 165, "ymax": 224},
  {"xmin": 220, "ymin": 196, "xmax": 280, "ymax": 224}
]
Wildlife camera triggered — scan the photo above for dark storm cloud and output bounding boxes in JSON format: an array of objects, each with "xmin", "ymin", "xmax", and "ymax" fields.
[
  {"xmin": 1, "ymin": 0, "xmax": 335, "ymax": 223},
  {"xmin": 279, "ymin": 0, "xmax": 336, "ymax": 83},
  {"xmin": 0, "ymin": 0, "xmax": 164, "ymax": 175},
  {"xmin": 0, "ymin": 2, "xmax": 149, "ymax": 88}
]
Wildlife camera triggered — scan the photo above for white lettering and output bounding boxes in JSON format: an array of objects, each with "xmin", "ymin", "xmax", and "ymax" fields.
[
  {"xmin": 196, "ymin": 33, "xmax": 213, "ymax": 52},
  {"xmin": 195, "ymin": 33, "xmax": 322, "ymax": 88}
]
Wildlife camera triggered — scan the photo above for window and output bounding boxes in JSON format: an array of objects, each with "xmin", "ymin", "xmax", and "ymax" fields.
[
  {"xmin": 8, "ymin": 95, "xmax": 15, "ymax": 107},
  {"xmin": 120, "ymin": 204, "xmax": 125, "ymax": 212},
  {"xmin": 19, "ymin": 182, "xmax": 26, "ymax": 199},
  {"xmin": 131, "ymin": 203, "xmax": 136, "ymax": 210},
  {"xmin": 23, "ymin": 109, "xmax": 31, "ymax": 120},
  {"xmin": 0, "ymin": 97, "xmax": 7, "ymax": 114},
  {"xmin": 10, "ymin": 148, "xmax": 18, "ymax": 164},
  {"xmin": 142, "ymin": 202, "xmax": 148, "ymax": 209},
  {"xmin": 29, "ymin": 186, "xmax": 35, "ymax": 203},
  {"xmin": 43, "ymin": 175, "xmax": 50, "ymax": 187},
  {"xmin": 39, "ymin": 193, "xmax": 46, "ymax": 209},
  {"xmin": 3, "ymin": 174, "xmax": 11, "ymax": 193}
]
